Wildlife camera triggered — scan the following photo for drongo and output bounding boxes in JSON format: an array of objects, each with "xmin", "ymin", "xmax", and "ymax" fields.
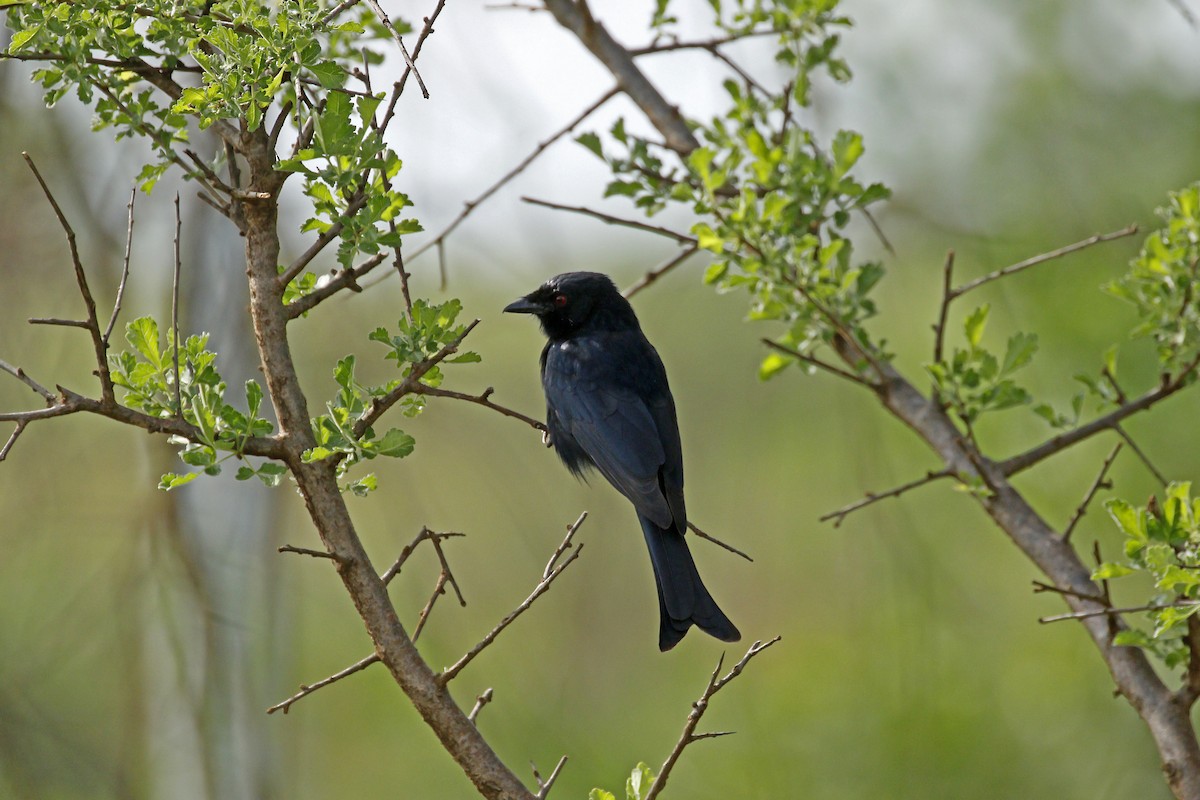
[{"xmin": 504, "ymin": 271, "xmax": 740, "ymax": 650}]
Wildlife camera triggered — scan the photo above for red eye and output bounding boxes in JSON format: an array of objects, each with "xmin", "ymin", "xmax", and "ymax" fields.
[{"xmin": 553, "ymin": 294, "xmax": 568, "ymax": 307}]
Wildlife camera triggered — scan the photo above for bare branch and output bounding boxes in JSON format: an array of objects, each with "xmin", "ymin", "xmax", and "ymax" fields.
[
  {"xmin": 951, "ymin": 225, "xmax": 1139, "ymax": 298},
  {"xmin": 523, "ymin": 196, "xmax": 697, "ymax": 244},
  {"xmin": 266, "ymin": 653, "xmax": 381, "ymax": 715},
  {"xmin": 400, "ymin": 87, "xmax": 620, "ymax": 268},
  {"xmin": 624, "ymin": 246, "xmax": 700, "ymax": 299},
  {"xmin": 762, "ymin": 339, "xmax": 879, "ymax": 388},
  {"xmin": 820, "ymin": 469, "xmax": 952, "ymax": 528},
  {"xmin": 1039, "ymin": 601, "xmax": 1200, "ymax": 625},
  {"xmin": 1062, "ymin": 443, "xmax": 1122, "ymax": 542},
  {"xmin": 363, "ymin": 0, "xmax": 429, "ymax": 98},
  {"xmin": 0, "ymin": 420, "xmax": 28, "ymax": 463},
  {"xmin": 378, "ymin": 0, "xmax": 449, "ymax": 134},
  {"xmin": 0, "ymin": 359, "xmax": 55, "ymax": 404},
  {"xmin": 27, "ymin": 317, "xmax": 89, "ymax": 329},
  {"xmin": 687, "ymin": 521, "xmax": 752, "ymax": 563},
  {"xmin": 440, "ymin": 513, "xmax": 588, "ymax": 684},
  {"xmin": 932, "ymin": 249, "xmax": 955, "ymax": 364},
  {"xmin": 1180, "ymin": 613, "xmax": 1200, "ymax": 708},
  {"xmin": 414, "ymin": 385, "xmax": 547, "ymax": 433},
  {"xmin": 645, "ymin": 637, "xmax": 782, "ymax": 800},
  {"xmin": 171, "ymin": 193, "xmax": 183, "ymax": 419},
  {"xmin": 543, "ymin": 0, "xmax": 699, "ymax": 155},
  {"xmin": 628, "ymin": 29, "xmax": 779, "ymax": 57},
  {"xmin": 379, "ymin": 527, "xmax": 466, "ymax": 586},
  {"xmin": 1031, "ymin": 580, "xmax": 1106, "ymax": 604},
  {"xmin": 533, "ymin": 755, "xmax": 569, "ymax": 800},
  {"xmin": 1113, "ymin": 426, "xmax": 1168, "ymax": 487},
  {"xmin": 102, "ymin": 187, "xmax": 137, "ymax": 346},
  {"xmin": 278, "ymin": 544, "xmax": 340, "ymax": 561},
  {"xmin": 468, "ymin": 688, "xmax": 495, "ymax": 724},
  {"xmin": 23, "ymin": 152, "xmax": 115, "ymax": 403}
]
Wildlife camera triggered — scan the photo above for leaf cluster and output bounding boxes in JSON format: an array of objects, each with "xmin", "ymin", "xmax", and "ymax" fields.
[
  {"xmin": 303, "ymin": 300, "xmax": 480, "ymax": 496},
  {"xmin": 926, "ymin": 305, "xmax": 1038, "ymax": 428},
  {"xmin": 1106, "ymin": 184, "xmax": 1200, "ymax": 374},
  {"xmin": 108, "ymin": 316, "xmax": 277, "ymax": 489},
  {"xmin": 1094, "ymin": 483, "xmax": 1200, "ymax": 670},
  {"xmin": 580, "ymin": 0, "xmax": 889, "ymax": 381}
]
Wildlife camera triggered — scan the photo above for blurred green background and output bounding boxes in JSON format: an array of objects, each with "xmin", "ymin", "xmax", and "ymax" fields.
[{"xmin": 2, "ymin": 1, "xmax": 1199, "ymax": 798}]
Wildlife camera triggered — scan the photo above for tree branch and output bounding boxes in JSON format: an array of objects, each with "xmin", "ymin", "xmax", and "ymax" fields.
[
  {"xmin": 413, "ymin": 385, "xmax": 547, "ymax": 433},
  {"xmin": 522, "ymin": 196, "xmax": 697, "ymax": 244},
  {"xmin": 644, "ymin": 637, "xmax": 781, "ymax": 800},
  {"xmin": 820, "ymin": 469, "xmax": 952, "ymax": 528},
  {"xmin": 440, "ymin": 512, "xmax": 588, "ymax": 684},
  {"xmin": 542, "ymin": 0, "xmax": 699, "ymax": 155},
  {"xmin": 23, "ymin": 153, "xmax": 114, "ymax": 404},
  {"xmin": 624, "ymin": 246, "xmax": 700, "ymax": 299},
  {"xmin": 1061, "ymin": 443, "xmax": 1121, "ymax": 542}
]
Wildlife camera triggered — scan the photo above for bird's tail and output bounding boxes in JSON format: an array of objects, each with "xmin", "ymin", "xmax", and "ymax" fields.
[{"xmin": 639, "ymin": 514, "xmax": 741, "ymax": 651}]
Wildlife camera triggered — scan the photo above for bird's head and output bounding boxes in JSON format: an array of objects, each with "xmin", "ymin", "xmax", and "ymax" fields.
[{"xmin": 503, "ymin": 271, "xmax": 635, "ymax": 339}]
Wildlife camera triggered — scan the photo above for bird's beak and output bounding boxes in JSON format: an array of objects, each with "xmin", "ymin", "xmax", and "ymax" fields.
[{"xmin": 503, "ymin": 296, "xmax": 544, "ymax": 314}]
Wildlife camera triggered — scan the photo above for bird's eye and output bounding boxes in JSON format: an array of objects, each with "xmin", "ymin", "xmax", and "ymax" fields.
[{"xmin": 553, "ymin": 294, "xmax": 568, "ymax": 307}]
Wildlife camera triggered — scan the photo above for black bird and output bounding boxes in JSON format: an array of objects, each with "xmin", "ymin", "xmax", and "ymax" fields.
[{"xmin": 504, "ymin": 271, "xmax": 740, "ymax": 650}]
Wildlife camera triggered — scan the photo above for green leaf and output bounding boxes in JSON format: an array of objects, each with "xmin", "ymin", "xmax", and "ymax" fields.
[
  {"xmin": 625, "ymin": 763, "xmax": 655, "ymax": 800},
  {"xmin": 963, "ymin": 305, "xmax": 989, "ymax": 349},
  {"xmin": 9, "ymin": 26, "xmax": 41, "ymax": 52},
  {"xmin": 302, "ymin": 446, "xmax": 337, "ymax": 463},
  {"xmin": 375, "ymin": 428, "xmax": 415, "ymax": 458},
  {"xmin": 308, "ymin": 61, "xmax": 345, "ymax": 89},
  {"xmin": 758, "ymin": 351, "xmax": 791, "ymax": 381},
  {"xmin": 1000, "ymin": 332, "xmax": 1038, "ymax": 375},
  {"xmin": 576, "ymin": 132, "xmax": 604, "ymax": 159},
  {"xmin": 1106, "ymin": 498, "xmax": 1145, "ymax": 540},
  {"xmin": 159, "ymin": 472, "xmax": 199, "ymax": 491},
  {"xmin": 1091, "ymin": 562, "xmax": 1134, "ymax": 580},
  {"xmin": 126, "ymin": 316, "xmax": 162, "ymax": 368}
]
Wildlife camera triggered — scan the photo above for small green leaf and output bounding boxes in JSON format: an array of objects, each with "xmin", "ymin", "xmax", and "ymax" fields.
[
  {"xmin": 376, "ymin": 428, "xmax": 415, "ymax": 458},
  {"xmin": 963, "ymin": 305, "xmax": 989, "ymax": 349},
  {"xmin": 302, "ymin": 446, "xmax": 337, "ymax": 463},
  {"xmin": 1091, "ymin": 562, "xmax": 1134, "ymax": 580},
  {"xmin": 9, "ymin": 26, "xmax": 41, "ymax": 52},
  {"xmin": 159, "ymin": 472, "xmax": 199, "ymax": 491}
]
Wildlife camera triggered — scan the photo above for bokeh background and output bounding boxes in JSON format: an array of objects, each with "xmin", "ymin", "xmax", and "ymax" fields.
[{"xmin": 2, "ymin": 1, "xmax": 1200, "ymax": 798}]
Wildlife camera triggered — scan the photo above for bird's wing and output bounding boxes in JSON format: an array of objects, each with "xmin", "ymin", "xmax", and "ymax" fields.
[{"xmin": 543, "ymin": 341, "xmax": 675, "ymax": 529}]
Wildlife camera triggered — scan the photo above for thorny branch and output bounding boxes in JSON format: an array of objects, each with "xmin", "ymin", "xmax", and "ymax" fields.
[
  {"xmin": 644, "ymin": 637, "xmax": 782, "ymax": 800},
  {"xmin": 522, "ymin": 196, "xmax": 697, "ymax": 244},
  {"xmin": 1061, "ymin": 443, "xmax": 1122, "ymax": 542},
  {"xmin": 819, "ymin": 469, "xmax": 952, "ymax": 528},
  {"xmin": 440, "ymin": 512, "xmax": 588, "ymax": 684}
]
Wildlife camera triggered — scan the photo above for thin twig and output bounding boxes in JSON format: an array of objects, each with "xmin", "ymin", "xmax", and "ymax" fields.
[
  {"xmin": 278, "ymin": 544, "xmax": 340, "ymax": 561},
  {"xmin": 1181, "ymin": 613, "xmax": 1200, "ymax": 707},
  {"xmin": 171, "ymin": 193, "xmax": 183, "ymax": 419},
  {"xmin": 23, "ymin": 152, "xmax": 114, "ymax": 403},
  {"xmin": 522, "ymin": 196, "xmax": 698, "ymax": 245},
  {"xmin": 401, "ymin": 87, "xmax": 620, "ymax": 269},
  {"xmin": 1031, "ymin": 580, "xmax": 1106, "ymax": 603},
  {"xmin": 820, "ymin": 469, "xmax": 952, "ymax": 528},
  {"xmin": 644, "ymin": 637, "xmax": 782, "ymax": 800},
  {"xmin": 414, "ymin": 385, "xmax": 546, "ymax": 433},
  {"xmin": 1113, "ymin": 426, "xmax": 1168, "ymax": 487},
  {"xmin": 952, "ymin": 225, "xmax": 1139, "ymax": 298},
  {"xmin": 1062, "ymin": 443, "xmax": 1122, "ymax": 542},
  {"xmin": 0, "ymin": 359, "xmax": 55, "ymax": 403},
  {"xmin": 468, "ymin": 688, "xmax": 494, "ymax": 724},
  {"xmin": 363, "ymin": 0, "xmax": 429, "ymax": 98},
  {"xmin": 624, "ymin": 246, "xmax": 700, "ymax": 299},
  {"xmin": 103, "ymin": 187, "xmax": 137, "ymax": 346},
  {"xmin": 687, "ymin": 521, "xmax": 752, "ymax": 562},
  {"xmin": 1000, "ymin": 356, "xmax": 1200, "ymax": 476},
  {"xmin": 761, "ymin": 339, "xmax": 879, "ymax": 388},
  {"xmin": 265, "ymin": 653, "xmax": 381, "ymax": 714},
  {"xmin": 0, "ymin": 420, "xmax": 28, "ymax": 462},
  {"xmin": 932, "ymin": 250, "xmax": 955, "ymax": 364},
  {"xmin": 628, "ymin": 29, "xmax": 779, "ymax": 56},
  {"xmin": 27, "ymin": 317, "xmax": 89, "ymax": 329},
  {"xmin": 378, "ymin": 0, "xmax": 448, "ymax": 133},
  {"xmin": 1039, "ymin": 601, "xmax": 1200, "ymax": 624},
  {"xmin": 533, "ymin": 755, "xmax": 569, "ymax": 800},
  {"xmin": 440, "ymin": 513, "xmax": 588, "ymax": 683},
  {"xmin": 379, "ymin": 527, "xmax": 467, "ymax": 585}
]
